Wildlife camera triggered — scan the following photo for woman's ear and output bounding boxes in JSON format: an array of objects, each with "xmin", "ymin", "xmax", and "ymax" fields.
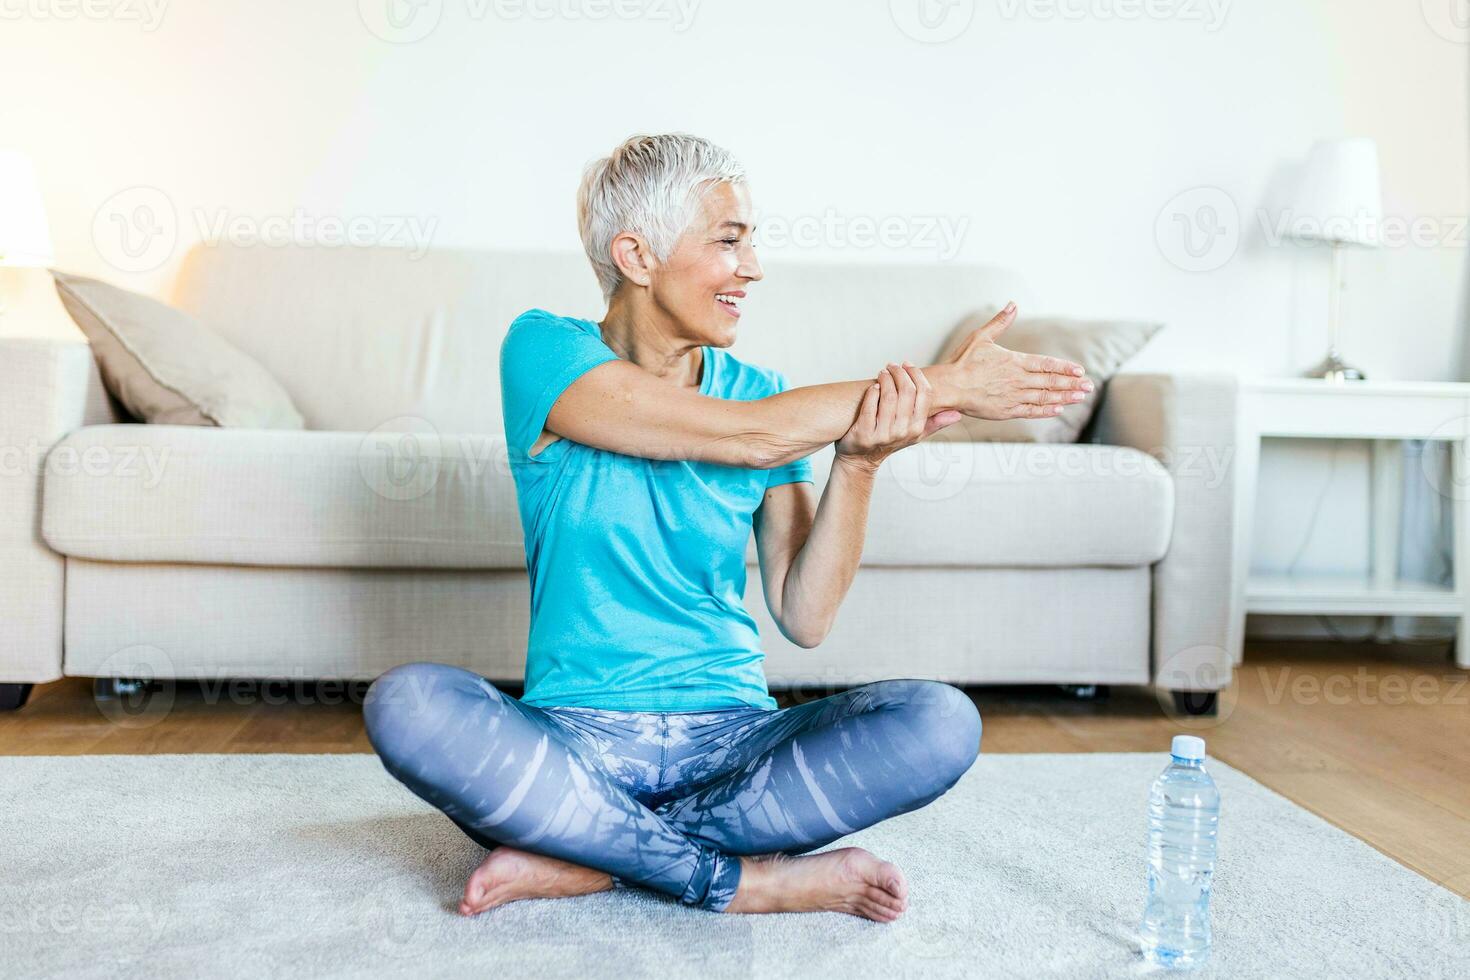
[{"xmin": 609, "ymin": 231, "xmax": 654, "ymax": 287}]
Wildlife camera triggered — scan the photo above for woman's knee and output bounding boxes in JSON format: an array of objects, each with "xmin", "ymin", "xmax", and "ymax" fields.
[
  {"xmin": 889, "ymin": 679, "xmax": 982, "ymax": 783},
  {"xmin": 364, "ymin": 661, "xmax": 499, "ymax": 762}
]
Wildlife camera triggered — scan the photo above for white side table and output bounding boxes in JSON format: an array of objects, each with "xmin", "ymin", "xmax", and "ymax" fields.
[{"xmin": 1232, "ymin": 379, "xmax": 1470, "ymax": 668}]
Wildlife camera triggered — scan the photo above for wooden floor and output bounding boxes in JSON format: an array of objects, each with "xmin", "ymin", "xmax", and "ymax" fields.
[{"xmin": 3, "ymin": 639, "xmax": 1467, "ymax": 898}]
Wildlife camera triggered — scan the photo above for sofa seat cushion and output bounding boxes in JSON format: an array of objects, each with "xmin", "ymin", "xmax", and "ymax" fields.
[
  {"xmin": 42, "ymin": 425, "xmax": 528, "ymax": 569},
  {"xmin": 42, "ymin": 427, "xmax": 1173, "ymax": 570},
  {"xmin": 745, "ymin": 442, "xmax": 1174, "ymax": 568}
]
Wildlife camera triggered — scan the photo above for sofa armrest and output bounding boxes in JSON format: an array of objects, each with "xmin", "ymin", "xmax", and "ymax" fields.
[
  {"xmin": 1089, "ymin": 372, "xmax": 1240, "ymax": 693},
  {"xmin": 0, "ymin": 338, "xmax": 125, "ymax": 683}
]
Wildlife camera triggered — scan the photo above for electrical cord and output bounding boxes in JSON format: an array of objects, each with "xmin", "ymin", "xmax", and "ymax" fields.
[{"xmin": 1285, "ymin": 440, "xmax": 1457, "ymax": 650}]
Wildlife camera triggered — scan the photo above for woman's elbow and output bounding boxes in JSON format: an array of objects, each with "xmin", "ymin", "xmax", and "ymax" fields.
[
  {"xmin": 780, "ymin": 618, "xmax": 831, "ymax": 650},
  {"xmin": 741, "ymin": 433, "xmax": 801, "ymax": 470}
]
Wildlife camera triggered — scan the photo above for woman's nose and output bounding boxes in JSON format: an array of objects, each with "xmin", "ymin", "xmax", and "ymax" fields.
[{"xmin": 739, "ymin": 247, "xmax": 764, "ymax": 282}]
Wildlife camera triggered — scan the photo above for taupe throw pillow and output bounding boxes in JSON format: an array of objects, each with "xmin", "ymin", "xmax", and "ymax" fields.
[
  {"xmin": 936, "ymin": 309, "xmax": 1162, "ymax": 443},
  {"xmin": 52, "ymin": 271, "xmax": 305, "ymax": 429}
]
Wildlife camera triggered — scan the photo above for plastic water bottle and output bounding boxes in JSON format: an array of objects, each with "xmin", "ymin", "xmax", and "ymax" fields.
[{"xmin": 1139, "ymin": 734, "xmax": 1220, "ymax": 970}]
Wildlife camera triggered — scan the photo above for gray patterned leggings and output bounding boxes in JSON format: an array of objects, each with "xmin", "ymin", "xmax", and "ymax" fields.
[{"xmin": 363, "ymin": 662, "xmax": 982, "ymax": 913}]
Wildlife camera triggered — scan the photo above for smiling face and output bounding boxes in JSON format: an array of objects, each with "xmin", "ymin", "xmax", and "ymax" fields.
[{"xmin": 641, "ymin": 181, "xmax": 763, "ymax": 349}]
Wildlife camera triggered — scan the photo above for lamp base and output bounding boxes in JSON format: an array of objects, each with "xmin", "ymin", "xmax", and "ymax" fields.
[{"xmin": 1305, "ymin": 351, "xmax": 1366, "ymax": 383}]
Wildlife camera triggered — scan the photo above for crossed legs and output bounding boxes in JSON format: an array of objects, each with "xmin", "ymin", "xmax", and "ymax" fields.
[{"xmin": 363, "ymin": 662, "xmax": 981, "ymax": 919}]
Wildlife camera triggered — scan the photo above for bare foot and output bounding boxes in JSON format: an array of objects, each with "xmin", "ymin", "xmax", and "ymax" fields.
[
  {"xmin": 723, "ymin": 846, "xmax": 908, "ymax": 922},
  {"xmin": 458, "ymin": 845, "xmax": 615, "ymax": 916}
]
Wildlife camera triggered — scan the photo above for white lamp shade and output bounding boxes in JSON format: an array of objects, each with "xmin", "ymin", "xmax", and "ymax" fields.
[
  {"xmin": 0, "ymin": 150, "xmax": 54, "ymax": 267},
  {"xmin": 1291, "ymin": 138, "xmax": 1383, "ymax": 246}
]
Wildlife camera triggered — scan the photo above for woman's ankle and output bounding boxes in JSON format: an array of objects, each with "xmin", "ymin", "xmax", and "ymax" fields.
[{"xmin": 723, "ymin": 856, "xmax": 783, "ymax": 914}]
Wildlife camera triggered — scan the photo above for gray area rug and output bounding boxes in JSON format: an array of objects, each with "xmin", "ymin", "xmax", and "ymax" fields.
[{"xmin": 3, "ymin": 752, "xmax": 1466, "ymax": 979}]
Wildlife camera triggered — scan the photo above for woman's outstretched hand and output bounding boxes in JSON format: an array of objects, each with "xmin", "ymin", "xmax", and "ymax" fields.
[
  {"xmin": 834, "ymin": 362, "xmax": 963, "ymax": 472},
  {"xmin": 943, "ymin": 302, "xmax": 1093, "ymax": 420}
]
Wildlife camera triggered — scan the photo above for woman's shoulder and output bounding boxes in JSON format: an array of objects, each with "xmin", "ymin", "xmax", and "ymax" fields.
[
  {"xmin": 709, "ymin": 347, "xmax": 792, "ymax": 399},
  {"xmin": 503, "ymin": 310, "xmax": 608, "ymax": 358},
  {"xmin": 509, "ymin": 308, "xmax": 597, "ymax": 332}
]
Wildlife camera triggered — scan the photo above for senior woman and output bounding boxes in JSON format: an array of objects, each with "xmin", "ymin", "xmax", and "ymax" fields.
[{"xmin": 363, "ymin": 133, "xmax": 1092, "ymax": 922}]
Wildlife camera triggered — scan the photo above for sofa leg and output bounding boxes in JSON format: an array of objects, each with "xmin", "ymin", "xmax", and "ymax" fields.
[
  {"xmin": 1060, "ymin": 684, "xmax": 1111, "ymax": 701},
  {"xmin": 93, "ymin": 677, "xmax": 150, "ymax": 701},
  {"xmin": 1170, "ymin": 690, "xmax": 1219, "ymax": 717},
  {"xmin": 0, "ymin": 683, "xmax": 34, "ymax": 711}
]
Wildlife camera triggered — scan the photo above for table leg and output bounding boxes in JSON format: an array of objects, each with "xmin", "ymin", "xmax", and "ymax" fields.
[
  {"xmin": 1229, "ymin": 404, "xmax": 1261, "ymax": 666},
  {"xmin": 1454, "ymin": 440, "xmax": 1470, "ymax": 669},
  {"xmin": 1370, "ymin": 440, "xmax": 1403, "ymax": 644}
]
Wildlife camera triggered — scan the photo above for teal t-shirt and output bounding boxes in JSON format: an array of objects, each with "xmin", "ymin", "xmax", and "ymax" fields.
[{"xmin": 498, "ymin": 308, "xmax": 814, "ymax": 712}]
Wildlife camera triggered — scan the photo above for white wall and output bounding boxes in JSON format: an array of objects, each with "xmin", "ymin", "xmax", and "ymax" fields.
[{"xmin": 3, "ymin": 0, "xmax": 1466, "ymax": 637}]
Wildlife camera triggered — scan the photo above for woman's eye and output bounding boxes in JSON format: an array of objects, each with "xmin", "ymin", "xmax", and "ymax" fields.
[{"xmin": 720, "ymin": 238, "xmax": 739, "ymax": 245}]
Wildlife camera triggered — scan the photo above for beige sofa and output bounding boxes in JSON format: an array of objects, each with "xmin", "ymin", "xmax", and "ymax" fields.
[{"xmin": 0, "ymin": 244, "xmax": 1240, "ymax": 713}]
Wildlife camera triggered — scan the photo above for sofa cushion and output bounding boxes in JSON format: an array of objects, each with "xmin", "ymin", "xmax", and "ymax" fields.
[
  {"xmin": 936, "ymin": 310, "xmax": 1162, "ymax": 443},
  {"xmin": 42, "ymin": 427, "xmax": 1173, "ymax": 570},
  {"xmin": 747, "ymin": 442, "xmax": 1173, "ymax": 567},
  {"xmin": 51, "ymin": 271, "xmax": 305, "ymax": 429},
  {"xmin": 41, "ymin": 425, "xmax": 526, "ymax": 569}
]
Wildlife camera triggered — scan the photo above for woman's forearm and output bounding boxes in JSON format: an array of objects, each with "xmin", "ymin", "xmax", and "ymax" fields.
[
  {"xmin": 772, "ymin": 455, "xmax": 881, "ymax": 646},
  {"xmin": 744, "ymin": 363, "xmax": 966, "ymax": 469}
]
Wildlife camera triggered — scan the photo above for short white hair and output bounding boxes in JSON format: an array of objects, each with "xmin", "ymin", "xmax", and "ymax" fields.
[{"xmin": 577, "ymin": 133, "xmax": 747, "ymax": 301}]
